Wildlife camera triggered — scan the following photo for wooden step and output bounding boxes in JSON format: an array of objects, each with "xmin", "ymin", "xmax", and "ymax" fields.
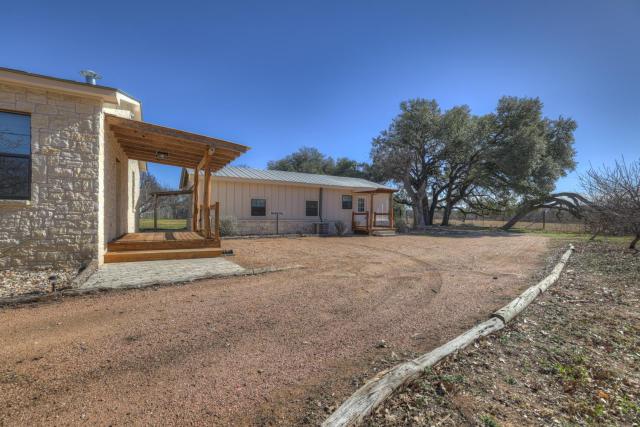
[
  {"xmin": 372, "ymin": 229, "xmax": 397, "ymax": 237},
  {"xmin": 104, "ymin": 247, "xmax": 224, "ymax": 263},
  {"xmin": 107, "ymin": 239, "xmax": 219, "ymax": 252}
]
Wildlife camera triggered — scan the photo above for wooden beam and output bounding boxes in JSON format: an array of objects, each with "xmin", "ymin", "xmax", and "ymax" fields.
[
  {"xmin": 105, "ymin": 114, "xmax": 249, "ymax": 153},
  {"xmin": 197, "ymin": 148, "xmax": 214, "ymax": 171},
  {"xmin": 389, "ymin": 193, "xmax": 394, "ymax": 228},
  {"xmin": 116, "ymin": 140, "xmax": 229, "ymax": 165},
  {"xmin": 153, "ymin": 194, "xmax": 158, "ymax": 231},
  {"xmin": 108, "ymin": 127, "xmax": 245, "ymax": 160},
  {"xmin": 115, "ymin": 153, "xmax": 196, "ymax": 169},
  {"xmin": 113, "ymin": 132, "xmax": 240, "ymax": 161},
  {"xmin": 118, "ymin": 145, "xmax": 202, "ymax": 164},
  {"xmin": 203, "ymin": 166, "xmax": 212, "ymax": 238},
  {"xmin": 214, "ymin": 201, "xmax": 220, "ymax": 241},
  {"xmin": 369, "ymin": 192, "xmax": 374, "ymax": 232},
  {"xmin": 192, "ymin": 166, "xmax": 200, "ymax": 231}
]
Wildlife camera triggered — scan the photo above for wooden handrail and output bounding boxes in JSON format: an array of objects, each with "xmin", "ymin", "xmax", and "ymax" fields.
[
  {"xmin": 352, "ymin": 211, "xmax": 369, "ymax": 230},
  {"xmin": 373, "ymin": 211, "xmax": 392, "ymax": 228}
]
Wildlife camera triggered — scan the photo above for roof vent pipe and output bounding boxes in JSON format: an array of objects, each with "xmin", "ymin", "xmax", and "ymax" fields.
[{"xmin": 80, "ymin": 70, "xmax": 102, "ymax": 85}]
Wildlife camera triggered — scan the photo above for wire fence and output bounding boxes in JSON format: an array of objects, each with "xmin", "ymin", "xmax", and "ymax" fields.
[
  {"xmin": 420, "ymin": 208, "xmax": 588, "ymax": 234},
  {"xmin": 139, "ymin": 192, "xmax": 192, "ymax": 231}
]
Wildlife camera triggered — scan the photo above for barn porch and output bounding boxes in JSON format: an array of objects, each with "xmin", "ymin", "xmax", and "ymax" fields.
[
  {"xmin": 104, "ymin": 114, "xmax": 249, "ymax": 263},
  {"xmin": 351, "ymin": 188, "xmax": 396, "ymax": 234}
]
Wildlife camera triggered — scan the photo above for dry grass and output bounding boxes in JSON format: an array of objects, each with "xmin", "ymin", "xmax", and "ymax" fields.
[
  {"xmin": 367, "ymin": 241, "xmax": 640, "ymax": 426},
  {"xmin": 447, "ymin": 218, "xmax": 586, "ymax": 233}
]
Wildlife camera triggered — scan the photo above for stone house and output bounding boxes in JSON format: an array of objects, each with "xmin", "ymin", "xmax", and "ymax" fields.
[{"xmin": 0, "ymin": 67, "xmax": 247, "ymax": 269}]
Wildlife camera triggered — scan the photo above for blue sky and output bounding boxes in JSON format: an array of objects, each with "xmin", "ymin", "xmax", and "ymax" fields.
[{"xmin": 3, "ymin": 0, "xmax": 639, "ymax": 190}]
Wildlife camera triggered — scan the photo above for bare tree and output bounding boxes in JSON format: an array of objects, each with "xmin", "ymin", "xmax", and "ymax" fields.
[
  {"xmin": 581, "ymin": 158, "xmax": 640, "ymax": 251},
  {"xmin": 137, "ymin": 172, "xmax": 174, "ymax": 216}
]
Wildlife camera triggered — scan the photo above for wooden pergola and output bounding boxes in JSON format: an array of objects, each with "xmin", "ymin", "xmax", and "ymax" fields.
[{"xmin": 105, "ymin": 114, "xmax": 249, "ymax": 240}]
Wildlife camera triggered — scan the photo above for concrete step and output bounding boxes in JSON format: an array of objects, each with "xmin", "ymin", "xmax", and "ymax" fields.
[{"xmin": 104, "ymin": 247, "xmax": 223, "ymax": 263}]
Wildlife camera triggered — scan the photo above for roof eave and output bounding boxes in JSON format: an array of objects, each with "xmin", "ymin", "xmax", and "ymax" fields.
[
  {"xmin": 0, "ymin": 67, "xmax": 141, "ymax": 105},
  {"xmin": 204, "ymin": 173, "xmax": 395, "ymax": 192}
]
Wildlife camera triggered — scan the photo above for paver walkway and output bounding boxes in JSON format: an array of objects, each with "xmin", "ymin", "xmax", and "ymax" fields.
[{"xmin": 80, "ymin": 257, "xmax": 246, "ymax": 289}]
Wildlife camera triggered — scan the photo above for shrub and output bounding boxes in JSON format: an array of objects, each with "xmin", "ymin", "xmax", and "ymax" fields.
[
  {"xmin": 219, "ymin": 215, "xmax": 239, "ymax": 236},
  {"xmin": 334, "ymin": 220, "xmax": 347, "ymax": 236}
]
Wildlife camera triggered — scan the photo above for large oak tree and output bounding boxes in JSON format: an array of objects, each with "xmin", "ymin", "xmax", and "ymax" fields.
[{"xmin": 371, "ymin": 96, "xmax": 580, "ymax": 229}]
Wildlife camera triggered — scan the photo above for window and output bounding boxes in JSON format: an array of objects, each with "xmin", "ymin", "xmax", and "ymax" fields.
[
  {"xmin": 0, "ymin": 111, "xmax": 31, "ymax": 200},
  {"xmin": 341, "ymin": 195, "xmax": 352, "ymax": 209},
  {"xmin": 251, "ymin": 198, "xmax": 266, "ymax": 216},
  {"xmin": 306, "ymin": 200, "xmax": 319, "ymax": 217},
  {"xmin": 357, "ymin": 197, "xmax": 365, "ymax": 212}
]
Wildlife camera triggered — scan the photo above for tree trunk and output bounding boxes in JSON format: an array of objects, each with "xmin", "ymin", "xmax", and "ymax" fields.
[
  {"xmin": 441, "ymin": 206, "xmax": 451, "ymax": 225},
  {"xmin": 427, "ymin": 192, "xmax": 439, "ymax": 225},
  {"xmin": 501, "ymin": 206, "xmax": 534, "ymax": 230},
  {"xmin": 630, "ymin": 233, "xmax": 640, "ymax": 250},
  {"xmin": 422, "ymin": 197, "xmax": 432, "ymax": 226},
  {"xmin": 412, "ymin": 205, "xmax": 425, "ymax": 229},
  {"xmin": 441, "ymin": 194, "xmax": 453, "ymax": 226}
]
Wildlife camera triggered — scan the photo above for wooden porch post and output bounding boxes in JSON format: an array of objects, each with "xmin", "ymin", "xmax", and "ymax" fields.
[
  {"xmin": 153, "ymin": 193, "xmax": 158, "ymax": 231},
  {"xmin": 369, "ymin": 192, "xmax": 374, "ymax": 232},
  {"xmin": 214, "ymin": 201, "xmax": 220, "ymax": 241},
  {"xmin": 203, "ymin": 166, "xmax": 212, "ymax": 239},
  {"xmin": 192, "ymin": 166, "xmax": 200, "ymax": 232},
  {"xmin": 389, "ymin": 192, "xmax": 394, "ymax": 228}
]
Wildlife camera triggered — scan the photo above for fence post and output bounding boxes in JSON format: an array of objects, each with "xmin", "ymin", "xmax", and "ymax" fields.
[{"xmin": 153, "ymin": 193, "xmax": 158, "ymax": 231}]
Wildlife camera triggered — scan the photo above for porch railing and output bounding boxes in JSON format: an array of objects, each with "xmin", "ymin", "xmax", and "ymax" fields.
[
  {"xmin": 373, "ymin": 212, "xmax": 391, "ymax": 228},
  {"xmin": 194, "ymin": 201, "xmax": 220, "ymax": 240},
  {"xmin": 352, "ymin": 212, "xmax": 369, "ymax": 231}
]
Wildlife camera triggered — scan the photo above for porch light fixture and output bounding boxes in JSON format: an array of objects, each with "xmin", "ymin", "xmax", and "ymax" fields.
[{"xmin": 155, "ymin": 151, "xmax": 169, "ymax": 160}]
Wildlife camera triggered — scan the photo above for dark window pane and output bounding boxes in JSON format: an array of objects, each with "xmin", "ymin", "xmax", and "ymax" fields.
[
  {"xmin": 251, "ymin": 198, "xmax": 266, "ymax": 216},
  {"xmin": 0, "ymin": 156, "xmax": 30, "ymax": 199},
  {"xmin": 306, "ymin": 200, "xmax": 318, "ymax": 217},
  {"xmin": 341, "ymin": 195, "xmax": 352, "ymax": 209},
  {"xmin": 0, "ymin": 112, "xmax": 31, "ymax": 155}
]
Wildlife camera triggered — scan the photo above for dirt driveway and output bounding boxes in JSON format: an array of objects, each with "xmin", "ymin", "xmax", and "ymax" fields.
[{"xmin": 0, "ymin": 232, "xmax": 549, "ymax": 425}]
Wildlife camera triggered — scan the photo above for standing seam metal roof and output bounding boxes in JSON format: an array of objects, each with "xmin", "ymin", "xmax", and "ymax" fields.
[{"xmin": 212, "ymin": 166, "xmax": 394, "ymax": 191}]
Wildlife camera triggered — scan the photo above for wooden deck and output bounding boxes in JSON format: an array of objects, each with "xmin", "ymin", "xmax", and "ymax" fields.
[{"xmin": 105, "ymin": 232, "xmax": 222, "ymax": 263}]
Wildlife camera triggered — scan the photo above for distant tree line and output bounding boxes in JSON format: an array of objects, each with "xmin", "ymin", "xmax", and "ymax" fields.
[
  {"xmin": 267, "ymin": 147, "xmax": 383, "ymax": 181},
  {"xmin": 268, "ymin": 96, "xmax": 585, "ymax": 231}
]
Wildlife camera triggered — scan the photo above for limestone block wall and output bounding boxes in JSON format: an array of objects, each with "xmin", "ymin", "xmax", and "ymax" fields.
[{"xmin": 0, "ymin": 83, "xmax": 102, "ymax": 269}]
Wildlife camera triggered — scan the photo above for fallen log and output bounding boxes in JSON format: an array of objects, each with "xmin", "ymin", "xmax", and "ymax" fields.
[
  {"xmin": 323, "ymin": 244, "xmax": 575, "ymax": 427},
  {"xmin": 322, "ymin": 318, "xmax": 504, "ymax": 427},
  {"xmin": 492, "ymin": 245, "xmax": 574, "ymax": 323}
]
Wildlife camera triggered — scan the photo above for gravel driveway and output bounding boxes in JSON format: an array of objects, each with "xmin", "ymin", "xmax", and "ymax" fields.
[{"xmin": 0, "ymin": 232, "xmax": 549, "ymax": 425}]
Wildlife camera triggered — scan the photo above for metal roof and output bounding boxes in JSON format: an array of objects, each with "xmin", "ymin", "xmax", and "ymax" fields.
[{"xmin": 212, "ymin": 166, "xmax": 395, "ymax": 191}]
